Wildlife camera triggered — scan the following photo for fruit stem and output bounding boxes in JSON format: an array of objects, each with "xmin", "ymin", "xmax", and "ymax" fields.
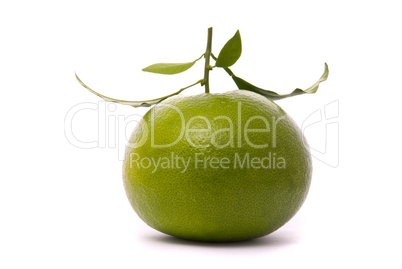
[{"xmin": 204, "ymin": 27, "xmax": 213, "ymax": 93}]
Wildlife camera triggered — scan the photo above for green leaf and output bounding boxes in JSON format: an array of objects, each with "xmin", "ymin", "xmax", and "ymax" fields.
[
  {"xmin": 142, "ymin": 54, "xmax": 204, "ymax": 75},
  {"xmin": 142, "ymin": 62, "xmax": 195, "ymax": 75},
  {"xmin": 215, "ymin": 30, "xmax": 242, "ymax": 68},
  {"xmin": 303, "ymin": 62, "xmax": 329, "ymax": 93},
  {"xmin": 75, "ymin": 73, "xmax": 202, "ymax": 107},
  {"xmin": 228, "ymin": 63, "xmax": 329, "ymax": 100}
]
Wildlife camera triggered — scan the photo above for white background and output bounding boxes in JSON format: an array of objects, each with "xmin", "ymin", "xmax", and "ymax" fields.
[{"xmin": 1, "ymin": 0, "xmax": 401, "ymax": 268}]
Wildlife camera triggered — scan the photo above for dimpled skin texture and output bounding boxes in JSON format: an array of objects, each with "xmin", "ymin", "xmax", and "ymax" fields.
[{"xmin": 123, "ymin": 90, "xmax": 312, "ymax": 242}]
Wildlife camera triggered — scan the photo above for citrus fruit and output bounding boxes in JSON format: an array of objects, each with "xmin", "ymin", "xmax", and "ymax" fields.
[{"xmin": 122, "ymin": 90, "xmax": 312, "ymax": 242}]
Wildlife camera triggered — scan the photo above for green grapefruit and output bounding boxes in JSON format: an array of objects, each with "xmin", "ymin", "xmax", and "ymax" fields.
[{"xmin": 122, "ymin": 90, "xmax": 312, "ymax": 242}]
